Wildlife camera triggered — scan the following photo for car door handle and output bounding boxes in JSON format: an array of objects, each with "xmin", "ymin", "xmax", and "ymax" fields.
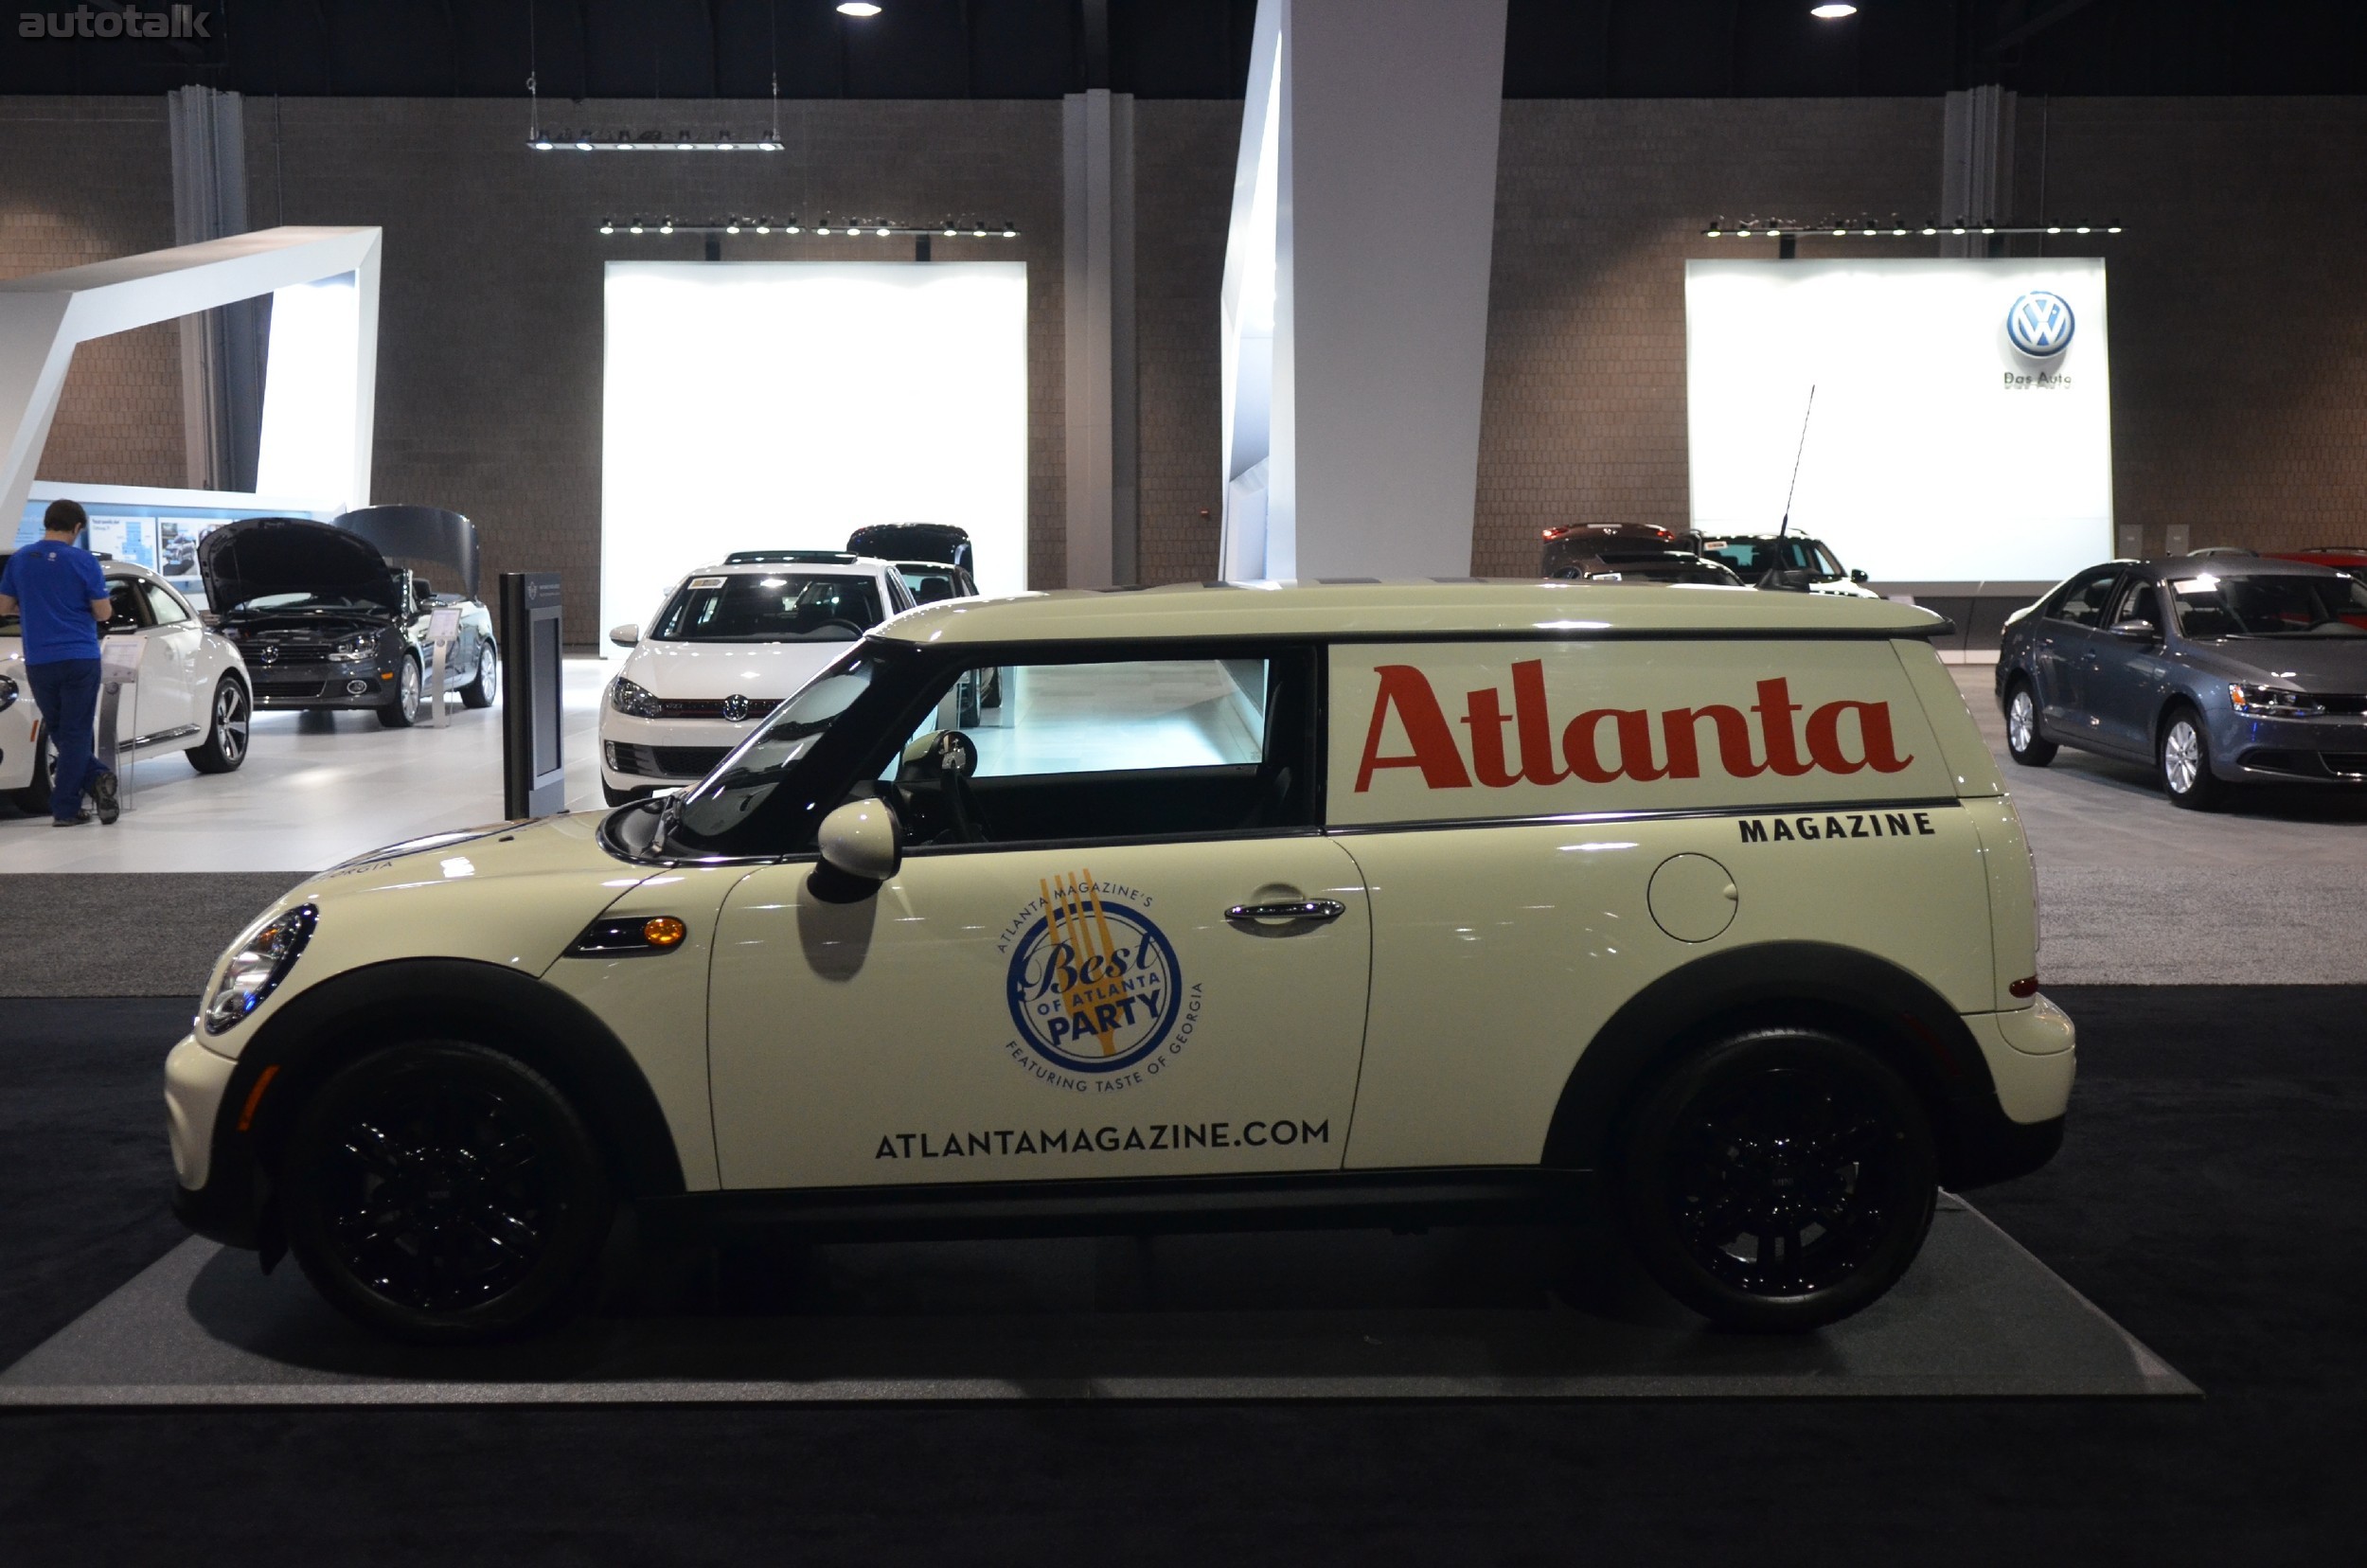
[{"xmin": 1224, "ymin": 899, "xmax": 1346, "ymax": 926}]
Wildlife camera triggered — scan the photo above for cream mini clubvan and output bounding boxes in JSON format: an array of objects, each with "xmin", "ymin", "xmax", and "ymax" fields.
[{"xmin": 167, "ymin": 581, "xmax": 2073, "ymax": 1342}]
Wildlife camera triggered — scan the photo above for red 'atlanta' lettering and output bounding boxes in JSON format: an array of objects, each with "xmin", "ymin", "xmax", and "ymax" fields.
[{"xmin": 1355, "ymin": 663, "xmax": 1914, "ymax": 793}]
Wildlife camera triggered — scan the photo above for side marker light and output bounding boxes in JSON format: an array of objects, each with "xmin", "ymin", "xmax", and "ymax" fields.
[{"xmin": 2009, "ymin": 975, "xmax": 2040, "ymax": 999}]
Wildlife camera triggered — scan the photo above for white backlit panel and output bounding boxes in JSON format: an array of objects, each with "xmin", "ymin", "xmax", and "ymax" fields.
[
  {"xmin": 1686, "ymin": 258, "xmax": 2112, "ymax": 583},
  {"xmin": 255, "ymin": 274, "xmax": 361, "ymax": 506},
  {"xmin": 601, "ymin": 260, "xmax": 1027, "ymax": 652}
]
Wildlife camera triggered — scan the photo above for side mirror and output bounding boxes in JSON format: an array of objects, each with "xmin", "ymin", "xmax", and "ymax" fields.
[
  {"xmin": 2108, "ymin": 617, "xmax": 2159, "ymax": 642},
  {"xmin": 609, "ymin": 623, "xmax": 640, "ymax": 648},
  {"xmin": 1850, "ymin": 568, "xmax": 1871, "ymax": 584},
  {"xmin": 810, "ymin": 798, "xmax": 900, "ymax": 903}
]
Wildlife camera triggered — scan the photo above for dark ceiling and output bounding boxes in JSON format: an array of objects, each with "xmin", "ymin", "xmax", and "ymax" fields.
[{"xmin": 2, "ymin": 0, "xmax": 2361, "ymax": 99}]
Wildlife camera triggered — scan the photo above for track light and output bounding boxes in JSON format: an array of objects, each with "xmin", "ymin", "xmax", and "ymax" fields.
[{"xmin": 1702, "ymin": 216, "xmax": 2127, "ymax": 241}]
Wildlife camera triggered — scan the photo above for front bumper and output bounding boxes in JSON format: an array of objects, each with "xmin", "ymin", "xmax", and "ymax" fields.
[
  {"xmin": 598, "ymin": 712, "xmax": 762, "ymax": 788},
  {"xmin": 2215, "ymin": 709, "xmax": 2367, "ymax": 784},
  {"xmin": 167, "ymin": 1031, "xmax": 270, "ymax": 1248},
  {"xmin": 246, "ymin": 659, "xmax": 401, "ymax": 710}
]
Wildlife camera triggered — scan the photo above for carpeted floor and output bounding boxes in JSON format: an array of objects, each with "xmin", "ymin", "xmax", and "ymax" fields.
[
  {"xmin": 0, "ymin": 876, "xmax": 304, "ymax": 997},
  {"xmin": 0, "ymin": 988, "xmax": 2360, "ymax": 1565}
]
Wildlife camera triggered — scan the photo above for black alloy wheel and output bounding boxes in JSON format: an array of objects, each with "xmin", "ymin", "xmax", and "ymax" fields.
[
  {"xmin": 279, "ymin": 1042, "xmax": 613, "ymax": 1343},
  {"xmin": 2003, "ymin": 679, "xmax": 2056, "ymax": 767},
  {"xmin": 187, "ymin": 677, "xmax": 251, "ymax": 774},
  {"xmin": 2159, "ymin": 704, "xmax": 2226, "ymax": 811},
  {"xmin": 459, "ymin": 638, "xmax": 499, "ymax": 709},
  {"xmin": 377, "ymin": 654, "xmax": 423, "ymax": 729},
  {"xmin": 1613, "ymin": 1026, "xmax": 1938, "ymax": 1331}
]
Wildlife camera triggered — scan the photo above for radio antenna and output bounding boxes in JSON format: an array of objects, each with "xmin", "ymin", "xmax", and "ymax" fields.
[{"xmin": 1776, "ymin": 383, "xmax": 1816, "ymax": 542}]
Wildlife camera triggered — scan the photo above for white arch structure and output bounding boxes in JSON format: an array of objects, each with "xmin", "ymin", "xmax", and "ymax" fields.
[{"xmin": 0, "ymin": 224, "xmax": 381, "ymax": 529}]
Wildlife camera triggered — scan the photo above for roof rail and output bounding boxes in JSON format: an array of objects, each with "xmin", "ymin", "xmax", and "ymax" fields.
[{"xmin": 722, "ymin": 549, "xmax": 861, "ymax": 564}]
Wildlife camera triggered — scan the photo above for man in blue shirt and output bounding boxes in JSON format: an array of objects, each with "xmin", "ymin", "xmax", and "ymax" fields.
[{"xmin": 0, "ymin": 499, "xmax": 119, "ymax": 826}]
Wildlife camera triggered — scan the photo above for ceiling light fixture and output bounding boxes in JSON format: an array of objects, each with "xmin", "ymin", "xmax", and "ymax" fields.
[
  {"xmin": 598, "ymin": 216, "xmax": 1020, "ymax": 243},
  {"xmin": 1703, "ymin": 214, "xmax": 2127, "ymax": 242},
  {"xmin": 838, "ymin": 2, "xmax": 883, "ymax": 15},
  {"xmin": 1809, "ymin": 4, "xmax": 1859, "ymax": 17}
]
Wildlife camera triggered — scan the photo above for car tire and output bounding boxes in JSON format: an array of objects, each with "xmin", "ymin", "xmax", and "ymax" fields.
[
  {"xmin": 2002, "ymin": 679, "xmax": 2056, "ymax": 767},
  {"xmin": 458, "ymin": 638, "xmax": 499, "ymax": 710},
  {"xmin": 1611, "ymin": 1025, "xmax": 1939, "ymax": 1332},
  {"xmin": 279, "ymin": 1041, "xmax": 614, "ymax": 1345},
  {"xmin": 376, "ymin": 654, "xmax": 423, "ymax": 729},
  {"xmin": 186, "ymin": 677, "xmax": 251, "ymax": 774},
  {"xmin": 9, "ymin": 726, "xmax": 56, "ymax": 813},
  {"xmin": 2159, "ymin": 704, "xmax": 2225, "ymax": 811}
]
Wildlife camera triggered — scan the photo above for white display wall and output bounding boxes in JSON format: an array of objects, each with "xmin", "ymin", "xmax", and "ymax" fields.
[
  {"xmin": 1686, "ymin": 258, "xmax": 2112, "ymax": 584},
  {"xmin": 600, "ymin": 261, "xmax": 1028, "ymax": 650}
]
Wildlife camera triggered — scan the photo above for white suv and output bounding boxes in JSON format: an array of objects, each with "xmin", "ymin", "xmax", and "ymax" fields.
[
  {"xmin": 168, "ymin": 581, "xmax": 2073, "ymax": 1342},
  {"xmin": 2, "ymin": 555, "xmax": 253, "ymax": 811},
  {"xmin": 598, "ymin": 552, "xmax": 913, "ymax": 805}
]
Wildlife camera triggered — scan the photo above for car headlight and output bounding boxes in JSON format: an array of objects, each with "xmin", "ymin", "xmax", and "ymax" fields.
[
  {"xmin": 202, "ymin": 905, "xmax": 318, "ymax": 1035},
  {"xmin": 0, "ymin": 673, "xmax": 15, "ymax": 713},
  {"xmin": 609, "ymin": 676, "xmax": 666, "ymax": 718},
  {"xmin": 2229, "ymin": 683, "xmax": 2323, "ymax": 718},
  {"xmin": 331, "ymin": 633, "xmax": 379, "ymax": 663}
]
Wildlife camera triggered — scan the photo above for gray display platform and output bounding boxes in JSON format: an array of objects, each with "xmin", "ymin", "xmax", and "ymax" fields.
[{"xmin": 0, "ymin": 1197, "xmax": 2194, "ymax": 1405}]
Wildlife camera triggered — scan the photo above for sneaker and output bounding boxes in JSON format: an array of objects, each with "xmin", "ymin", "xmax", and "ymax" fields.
[
  {"xmin": 51, "ymin": 808, "xmax": 94, "ymax": 828},
  {"xmin": 90, "ymin": 770, "xmax": 119, "ymax": 825}
]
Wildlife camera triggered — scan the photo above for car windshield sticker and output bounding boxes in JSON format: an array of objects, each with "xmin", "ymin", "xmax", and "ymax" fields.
[
  {"xmin": 1326, "ymin": 641, "xmax": 1950, "ymax": 825},
  {"xmin": 685, "ymin": 576, "xmax": 726, "ymax": 589},
  {"xmin": 1003, "ymin": 870, "xmax": 1186, "ymax": 1082}
]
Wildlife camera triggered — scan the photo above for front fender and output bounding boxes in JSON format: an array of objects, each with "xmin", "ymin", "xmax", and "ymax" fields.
[{"xmin": 184, "ymin": 957, "xmax": 686, "ymax": 1250}]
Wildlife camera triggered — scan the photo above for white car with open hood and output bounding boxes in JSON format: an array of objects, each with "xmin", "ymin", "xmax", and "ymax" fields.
[
  {"xmin": 598, "ymin": 551, "xmax": 914, "ymax": 805},
  {"xmin": 167, "ymin": 580, "xmax": 2073, "ymax": 1344}
]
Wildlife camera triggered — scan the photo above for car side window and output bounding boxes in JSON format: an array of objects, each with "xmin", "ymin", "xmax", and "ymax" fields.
[
  {"xmin": 882, "ymin": 650, "xmax": 1316, "ymax": 848},
  {"xmin": 2049, "ymin": 570, "xmax": 2121, "ymax": 628},
  {"xmin": 2108, "ymin": 578, "xmax": 2160, "ymax": 628},
  {"xmin": 142, "ymin": 582, "xmax": 190, "ymax": 626},
  {"xmin": 103, "ymin": 579, "xmax": 151, "ymax": 633}
]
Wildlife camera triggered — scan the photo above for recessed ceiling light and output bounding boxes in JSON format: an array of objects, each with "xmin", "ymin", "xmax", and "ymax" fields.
[
  {"xmin": 1810, "ymin": 4, "xmax": 1858, "ymax": 17},
  {"xmin": 837, "ymin": 3, "xmax": 882, "ymax": 15}
]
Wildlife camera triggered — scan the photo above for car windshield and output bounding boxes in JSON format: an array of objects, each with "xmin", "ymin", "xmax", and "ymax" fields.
[
  {"xmin": 1697, "ymin": 538, "xmax": 1844, "ymax": 579},
  {"xmin": 650, "ymin": 573, "xmax": 884, "ymax": 643},
  {"xmin": 2167, "ymin": 573, "xmax": 2367, "ymax": 638},
  {"xmin": 661, "ymin": 647, "xmax": 893, "ymax": 849}
]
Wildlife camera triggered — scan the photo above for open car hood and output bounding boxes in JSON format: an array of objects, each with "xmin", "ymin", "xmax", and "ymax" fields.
[
  {"xmin": 200, "ymin": 517, "xmax": 401, "ymax": 615},
  {"xmin": 336, "ymin": 505, "xmax": 481, "ymax": 599}
]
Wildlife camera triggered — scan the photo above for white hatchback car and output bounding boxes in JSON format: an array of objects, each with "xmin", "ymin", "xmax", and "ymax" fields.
[
  {"xmin": 1, "ymin": 554, "xmax": 252, "ymax": 811},
  {"xmin": 598, "ymin": 552, "xmax": 914, "ymax": 805},
  {"xmin": 168, "ymin": 581, "xmax": 2073, "ymax": 1343}
]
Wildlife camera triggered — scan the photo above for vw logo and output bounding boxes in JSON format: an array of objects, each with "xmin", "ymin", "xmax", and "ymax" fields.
[
  {"xmin": 721, "ymin": 693, "xmax": 750, "ymax": 722},
  {"xmin": 2006, "ymin": 291, "xmax": 2075, "ymax": 358}
]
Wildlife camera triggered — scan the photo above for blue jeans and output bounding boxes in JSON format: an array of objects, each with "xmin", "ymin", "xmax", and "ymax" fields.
[{"xmin": 27, "ymin": 658, "xmax": 107, "ymax": 821}]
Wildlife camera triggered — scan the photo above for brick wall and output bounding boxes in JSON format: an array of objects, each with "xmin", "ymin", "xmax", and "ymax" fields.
[
  {"xmin": 0, "ymin": 97, "xmax": 184, "ymax": 492},
  {"xmin": 239, "ymin": 97, "xmax": 1064, "ymax": 633},
  {"xmin": 1132, "ymin": 100, "xmax": 1235, "ymax": 583},
  {"xmin": 5, "ymin": 92, "xmax": 2362, "ymax": 597}
]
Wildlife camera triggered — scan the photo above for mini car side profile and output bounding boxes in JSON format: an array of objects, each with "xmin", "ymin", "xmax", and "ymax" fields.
[{"xmin": 169, "ymin": 582, "xmax": 2071, "ymax": 1344}]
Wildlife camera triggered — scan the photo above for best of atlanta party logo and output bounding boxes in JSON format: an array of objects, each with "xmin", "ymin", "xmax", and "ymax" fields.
[{"xmin": 1000, "ymin": 869, "xmax": 1196, "ymax": 1091}]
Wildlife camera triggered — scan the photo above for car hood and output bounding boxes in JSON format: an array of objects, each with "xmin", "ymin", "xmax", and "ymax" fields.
[
  {"xmin": 200, "ymin": 517, "xmax": 401, "ymax": 615},
  {"xmin": 619, "ymin": 637, "xmax": 850, "ymax": 700},
  {"xmin": 2177, "ymin": 637, "xmax": 2367, "ymax": 691},
  {"xmin": 200, "ymin": 813, "xmax": 655, "ymax": 1059}
]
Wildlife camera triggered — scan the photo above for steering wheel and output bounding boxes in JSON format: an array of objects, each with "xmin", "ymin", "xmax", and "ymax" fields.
[
  {"xmin": 931, "ymin": 730, "xmax": 982, "ymax": 842},
  {"xmin": 813, "ymin": 617, "xmax": 865, "ymax": 637}
]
